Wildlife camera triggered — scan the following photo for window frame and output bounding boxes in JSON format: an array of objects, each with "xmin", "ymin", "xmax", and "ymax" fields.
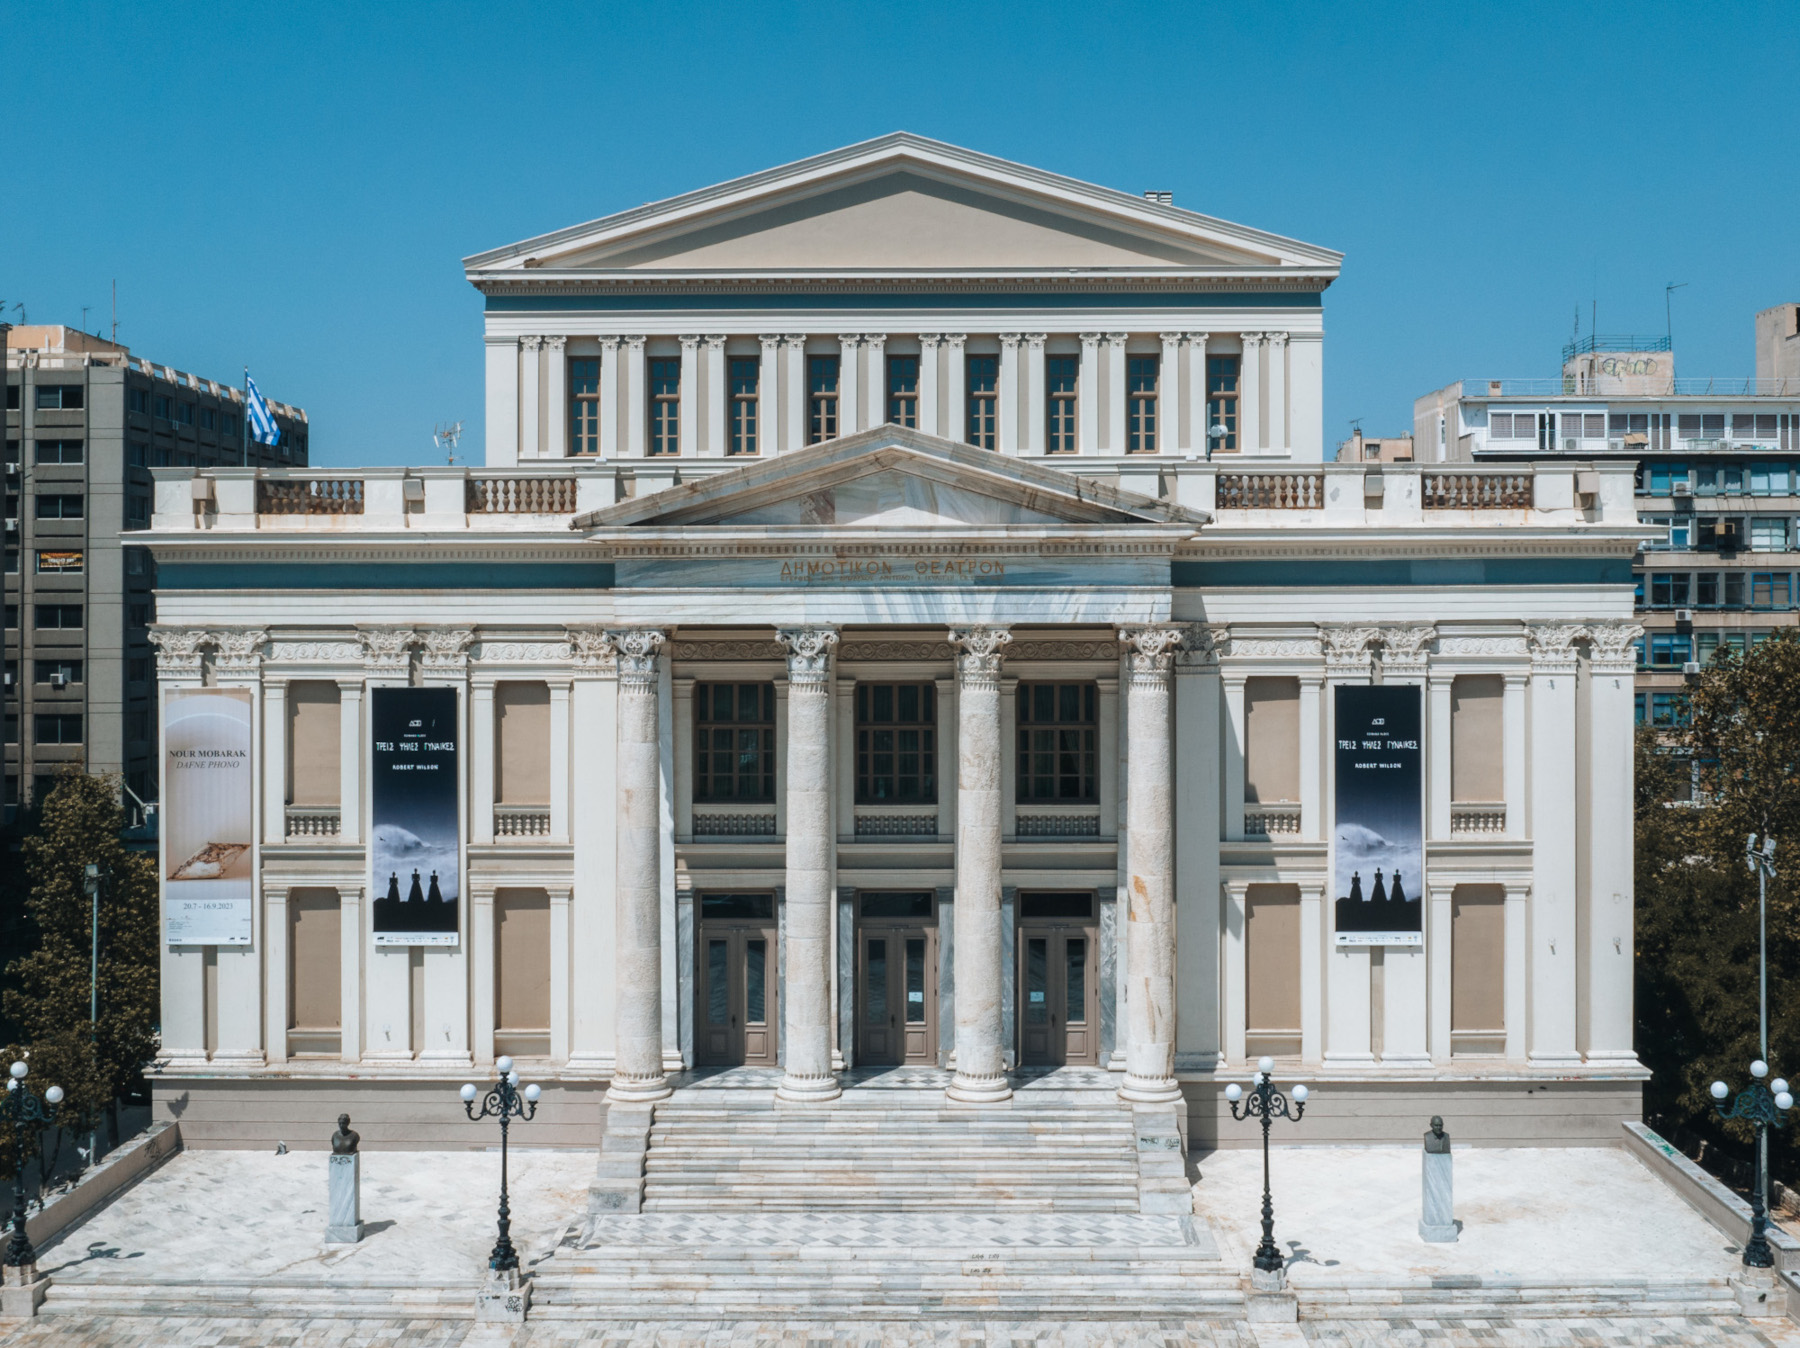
[
  {"xmin": 807, "ymin": 355, "xmax": 839, "ymax": 445},
  {"xmin": 1126, "ymin": 355, "xmax": 1159, "ymax": 453},
  {"xmin": 1015, "ymin": 682, "xmax": 1099, "ymax": 803},
  {"xmin": 965, "ymin": 355, "xmax": 998, "ymax": 449},
  {"xmin": 854, "ymin": 682, "xmax": 937, "ymax": 805},
  {"xmin": 728, "ymin": 356, "xmax": 760, "ymax": 456},
  {"xmin": 693, "ymin": 682, "xmax": 776, "ymax": 804},
  {"xmin": 569, "ymin": 357, "xmax": 602, "ymax": 456},
  {"xmin": 1046, "ymin": 355, "xmax": 1078, "ymax": 453},
  {"xmin": 886, "ymin": 355, "xmax": 919, "ymax": 429},
  {"xmin": 647, "ymin": 356, "xmax": 681, "ymax": 456},
  {"xmin": 1206, "ymin": 355, "xmax": 1240, "ymax": 452}
]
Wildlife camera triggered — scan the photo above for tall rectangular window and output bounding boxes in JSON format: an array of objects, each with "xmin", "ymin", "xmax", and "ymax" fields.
[
  {"xmin": 1127, "ymin": 356, "xmax": 1159, "ymax": 452},
  {"xmin": 569, "ymin": 358, "xmax": 601, "ymax": 455},
  {"xmin": 887, "ymin": 356, "xmax": 919, "ymax": 428},
  {"xmin": 1206, "ymin": 355, "xmax": 1240, "ymax": 453},
  {"xmin": 1046, "ymin": 356, "xmax": 1078, "ymax": 453},
  {"xmin": 1016, "ymin": 682, "xmax": 1097, "ymax": 802},
  {"xmin": 695, "ymin": 683, "xmax": 775, "ymax": 802},
  {"xmin": 966, "ymin": 355, "xmax": 999, "ymax": 448},
  {"xmin": 855, "ymin": 683, "xmax": 936, "ymax": 803},
  {"xmin": 729, "ymin": 357, "xmax": 760, "ymax": 455},
  {"xmin": 807, "ymin": 356, "xmax": 839, "ymax": 444},
  {"xmin": 648, "ymin": 357, "xmax": 680, "ymax": 455}
]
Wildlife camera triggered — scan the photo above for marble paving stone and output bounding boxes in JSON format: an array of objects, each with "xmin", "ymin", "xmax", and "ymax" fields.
[{"xmin": 581, "ymin": 1212, "xmax": 1217, "ymax": 1253}]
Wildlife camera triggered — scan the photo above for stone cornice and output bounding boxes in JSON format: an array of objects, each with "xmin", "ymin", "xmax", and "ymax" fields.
[{"xmin": 467, "ymin": 272, "xmax": 1335, "ymax": 299}]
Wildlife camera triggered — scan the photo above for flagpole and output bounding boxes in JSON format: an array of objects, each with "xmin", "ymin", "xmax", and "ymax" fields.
[{"xmin": 242, "ymin": 367, "xmax": 249, "ymax": 466}]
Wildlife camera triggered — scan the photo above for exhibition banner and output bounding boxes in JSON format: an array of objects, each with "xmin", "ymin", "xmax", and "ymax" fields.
[
  {"xmin": 370, "ymin": 687, "xmax": 461, "ymax": 945},
  {"xmin": 1332, "ymin": 684, "xmax": 1424, "ymax": 946},
  {"xmin": 163, "ymin": 688, "xmax": 255, "ymax": 945}
]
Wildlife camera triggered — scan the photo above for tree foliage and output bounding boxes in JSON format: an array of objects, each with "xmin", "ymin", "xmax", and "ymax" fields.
[
  {"xmin": 1637, "ymin": 629, "xmax": 1800, "ymax": 1180},
  {"xmin": 1, "ymin": 770, "xmax": 159, "ymax": 1170}
]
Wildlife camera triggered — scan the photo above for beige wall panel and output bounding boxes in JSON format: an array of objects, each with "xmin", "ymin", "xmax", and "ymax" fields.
[
  {"xmin": 496, "ymin": 888, "xmax": 552, "ymax": 1032},
  {"xmin": 1244, "ymin": 884, "xmax": 1301, "ymax": 1050},
  {"xmin": 1245, "ymin": 677, "xmax": 1300, "ymax": 803},
  {"xmin": 1451, "ymin": 675, "xmax": 1504, "ymax": 802},
  {"xmin": 288, "ymin": 682, "xmax": 342, "ymax": 806},
  {"xmin": 1451, "ymin": 883, "xmax": 1506, "ymax": 1034},
  {"xmin": 289, "ymin": 888, "xmax": 342, "ymax": 1033},
  {"xmin": 496, "ymin": 682, "xmax": 551, "ymax": 805}
]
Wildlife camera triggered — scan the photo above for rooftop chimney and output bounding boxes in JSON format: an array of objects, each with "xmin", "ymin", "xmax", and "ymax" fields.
[{"xmin": 1143, "ymin": 190, "xmax": 1173, "ymax": 206}]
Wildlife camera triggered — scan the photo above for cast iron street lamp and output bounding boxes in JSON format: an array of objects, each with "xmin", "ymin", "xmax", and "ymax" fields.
[
  {"xmin": 461, "ymin": 1055, "xmax": 541, "ymax": 1275},
  {"xmin": 1225, "ymin": 1055, "xmax": 1309, "ymax": 1274},
  {"xmin": 1, "ymin": 1061, "xmax": 63, "ymax": 1270},
  {"xmin": 1746, "ymin": 834, "xmax": 1778, "ymax": 1216},
  {"xmin": 1710, "ymin": 1061, "xmax": 1793, "ymax": 1268}
]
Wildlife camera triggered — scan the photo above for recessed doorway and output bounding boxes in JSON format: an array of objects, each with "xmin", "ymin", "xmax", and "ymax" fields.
[
  {"xmin": 1017, "ymin": 891, "xmax": 1099, "ymax": 1067},
  {"xmin": 695, "ymin": 893, "xmax": 779, "ymax": 1067},
  {"xmin": 855, "ymin": 891, "xmax": 937, "ymax": 1066}
]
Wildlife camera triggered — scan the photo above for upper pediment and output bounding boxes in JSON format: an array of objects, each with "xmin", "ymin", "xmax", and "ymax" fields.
[
  {"xmin": 573, "ymin": 426, "xmax": 1210, "ymax": 533},
  {"xmin": 467, "ymin": 133, "xmax": 1340, "ymax": 279}
]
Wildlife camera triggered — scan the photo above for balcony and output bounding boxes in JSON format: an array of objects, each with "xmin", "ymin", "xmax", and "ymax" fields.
[
  {"xmin": 1450, "ymin": 803, "xmax": 1507, "ymax": 835},
  {"xmin": 1244, "ymin": 803, "xmax": 1301, "ymax": 837},
  {"xmin": 284, "ymin": 805, "xmax": 341, "ymax": 841},
  {"xmin": 493, "ymin": 805, "xmax": 551, "ymax": 838}
]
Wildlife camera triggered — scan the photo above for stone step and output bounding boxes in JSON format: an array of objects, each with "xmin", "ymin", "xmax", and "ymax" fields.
[
  {"xmin": 1293, "ymin": 1276, "xmax": 1739, "ymax": 1320},
  {"xmin": 641, "ymin": 1197, "xmax": 1139, "ymax": 1211},
  {"xmin": 42, "ymin": 1280, "xmax": 471, "ymax": 1321},
  {"xmin": 643, "ymin": 1159, "xmax": 1138, "ymax": 1176}
]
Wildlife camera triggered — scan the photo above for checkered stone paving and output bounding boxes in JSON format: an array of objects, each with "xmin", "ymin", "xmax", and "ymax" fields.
[{"xmin": 579, "ymin": 1211, "xmax": 1215, "ymax": 1252}]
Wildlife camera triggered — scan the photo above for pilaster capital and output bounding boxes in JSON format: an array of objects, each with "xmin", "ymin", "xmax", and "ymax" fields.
[
  {"xmin": 357, "ymin": 626, "xmax": 416, "ymax": 672},
  {"xmin": 837, "ymin": 334, "xmax": 863, "ymax": 349},
  {"xmin": 1118, "ymin": 625, "xmax": 1185, "ymax": 684},
  {"xmin": 679, "ymin": 334, "xmax": 702, "ymax": 352},
  {"xmin": 999, "ymin": 333, "xmax": 1022, "ymax": 350},
  {"xmin": 212, "ymin": 627, "xmax": 268, "ymax": 672},
  {"xmin": 544, "ymin": 335, "xmax": 567, "ymax": 353},
  {"xmin": 623, "ymin": 335, "xmax": 647, "ymax": 352},
  {"xmin": 148, "ymin": 627, "xmax": 209, "ymax": 674},
  {"xmin": 943, "ymin": 333, "xmax": 967, "ymax": 349},
  {"xmin": 1079, "ymin": 332, "xmax": 1102, "ymax": 347},
  {"xmin": 1376, "ymin": 624, "xmax": 1437, "ymax": 672},
  {"xmin": 419, "ymin": 627, "xmax": 475, "ymax": 671},
  {"xmin": 1159, "ymin": 332, "xmax": 1184, "ymax": 345},
  {"xmin": 758, "ymin": 332, "xmax": 783, "ymax": 348},
  {"xmin": 1024, "ymin": 333, "xmax": 1047, "ymax": 349},
  {"xmin": 704, "ymin": 334, "xmax": 727, "ymax": 350},
  {"xmin": 520, "ymin": 335, "xmax": 542, "ymax": 353},
  {"xmin": 948, "ymin": 626, "xmax": 1012, "ymax": 689},
  {"xmin": 1241, "ymin": 331, "xmax": 1265, "ymax": 348},
  {"xmin": 1173, "ymin": 623, "xmax": 1225, "ymax": 669},
  {"xmin": 605, "ymin": 628, "xmax": 666, "ymax": 687},
  {"xmin": 600, "ymin": 335, "xmax": 621, "ymax": 353},
  {"xmin": 1527, "ymin": 622, "xmax": 1586, "ymax": 672},
  {"xmin": 862, "ymin": 333, "xmax": 887, "ymax": 349},
  {"xmin": 1105, "ymin": 332, "xmax": 1130, "ymax": 348},
  {"xmin": 1186, "ymin": 331, "xmax": 1210, "ymax": 348},
  {"xmin": 776, "ymin": 627, "xmax": 840, "ymax": 686},
  {"xmin": 783, "ymin": 333, "xmax": 808, "ymax": 348},
  {"xmin": 918, "ymin": 333, "xmax": 942, "ymax": 349},
  {"xmin": 566, "ymin": 624, "xmax": 617, "ymax": 669},
  {"xmin": 1267, "ymin": 331, "xmax": 1289, "ymax": 349},
  {"xmin": 1319, "ymin": 624, "xmax": 1380, "ymax": 671},
  {"xmin": 1588, "ymin": 620, "xmax": 1645, "ymax": 674}
]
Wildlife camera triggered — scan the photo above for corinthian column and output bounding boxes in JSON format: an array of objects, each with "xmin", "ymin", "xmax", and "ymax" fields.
[
  {"xmin": 777, "ymin": 627, "xmax": 842, "ymax": 1102},
  {"xmin": 606, "ymin": 628, "xmax": 671, "ymax": 1103},
  {"xmin": 1118, "ymin": 626, "xmax": 1184, "ymax": 1104},
  {"xmin": 947, "ymin": 625, "xmax": 1012, "ymax": 1103}
]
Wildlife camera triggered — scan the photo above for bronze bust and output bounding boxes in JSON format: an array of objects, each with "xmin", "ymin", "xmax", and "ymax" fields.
[
  {"xmin": 1423, "ymin": 1114, "xmax": 1450, "ymax": 1153},
  {"xmin": 331, "ymin": 1113, "xmax": 360, "ymax": 1155}
]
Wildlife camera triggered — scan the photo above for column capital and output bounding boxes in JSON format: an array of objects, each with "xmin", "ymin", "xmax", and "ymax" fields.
[
  {"xmin": 678, "ymin": 334, "xmax": 702, "ymax": 350},
  {"xmin": 918, "ymin": 333, "xmax": 942, "ymax": 349},
  {"xmin": 999, "ymin": 332, "xmax": 1022, "ymax": 349},
  {"xmin": 520, "ymin": 335, "xmax": 543, "ymax": 352},
  {"xmin": 212, "ymin": 627, "xmax": 268, "ymax": 672},
  {"xmin": 623, "ymin": 334, "xmax": 647, "ymax": 351},
  {"xmin": 837, "ymin": 333, "xmax": 863, "ymax": 348},
  {"xmin": 1024, "ymin": 332, "xmax": 1047, "ymax": 348},
  {"xmin": 1079, "ymin": 332, "xmax": 1102, "ymax": 346},
  {"xmin": 776, "ymin": 627, "xmax": 840, "ymax": 686},
  {"xmin": 1527, "ymin": 622, "xmax": 1586, "ymax": 672},
  {"xmin": 600, "ymin": 335, "xmax": 622, "ymax": 352},
  {"xmin": 1105, "ymin": 332, "xmax": 1130, "ymax": 348},
  {"xmin": 1588, "ymin": 620, "xmax": 1645, "ymax": 674},
  {"xmin": 566, "ymin": 624, "xmax": 618, "ymax": 669},
  {"xmin": 544, "ymin": 335, "xmax": 566, "ymax": 353},
  {"xmin": 783, "ymin": 333, "xmax": 807, "ymax": 347},
  {"xmin": 863, "ymin": 333, "xmax": 888, "ymax": 348},
  {"xmin": 1376, "ymin": 624, "xmax": 1437, "ymax": 673},
  {"xmin": 1159, "ymin": 331, "xmax": 1184, "ymax": 344},
  {"xmin": 419, "ymin": 627, "xmax": 475, "ymax": 672},
  {"xmin": 943, "ymin": 333, "xmax": 967, "ymax": 348},
  {"xmin": 704, "ymin": 334, "xmax": 727, "ymax": 350},
  {"xmin": 1173, "ymin": 622, "xmax": 1224, "ymax": 669},
  {"xmin": 356, "ymin": 626, "xmax": 416, "ymax": 672},
  {"xmin": 1118, "ymin": 625, "xmax": 1185, "ymax": 682},
  {"xmin": 1267, "ymin": 331, "xmax": 1289, "ymax": 348},
  {"xmin": 1319, "ymin": 624, "xmax": 1380, "ymax": 672},
  {"xmin": 604, "ymin": 628, "xmax": 667, "ymax": 686},
  {"xmin": 757, "ymin": 332, "xmax": 783, "ymax": 346},
  {"xmin": 948, "ymin": 626, "xmax": 1012, "ymax": 689}
]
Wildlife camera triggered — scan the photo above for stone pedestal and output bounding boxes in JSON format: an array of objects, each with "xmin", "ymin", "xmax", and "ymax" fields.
[
  {"xmin": 1419, "ymin": 1147, "xmax": 1457, "ymax": 1242},
  {"xmin": 476, "ymin": 1267, "xmax": 531, "ymax": 1322},
  {"xmin": 0, "ymin": 1263, "xmax": 48, "ymax": 1318},
  {"xmin": 326, "ymin": 1152, "xmax": 364, "ymax": 1243},
  {"xmin": 1733, "ymin": 1266, "xmax": 1776, "ymax": 1316},
  {"xmin": 1245, "ymin": 1265, "xmax": 1297, "ymax": 1322}
]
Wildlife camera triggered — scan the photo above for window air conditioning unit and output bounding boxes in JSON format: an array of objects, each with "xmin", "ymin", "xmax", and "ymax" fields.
[
  {"xmin": 1682, "ymin": 661, "xmax": 1703, "ymax": 675},
  {"xmin": 48, "ymin": 672, "xmax": 67, "ymax": 688},
  {"xmin": 2, "ymin": 672, "xmax": 11, "ymax": 687},
  {"xmin": 3, "ymin": 520, "xmax": 16, "ymax": 534},
  {"xmin": 1563, "ymin": 437, "xmax": 1580, "ymax": 451},
  {"xmin": 1670, "ymin": 481, "xmax": 1693, "ymax": 497},
  {"xmin": 1675, "ymin": 608, "xmax": 1695, "ymax": 623},
  {"xmin": 402, "ymin": 478, "xmax": 426, "ymax": 503},
  {"xmin": 3, "ymin": 462, "xmax": 16, "ymax": 476}
]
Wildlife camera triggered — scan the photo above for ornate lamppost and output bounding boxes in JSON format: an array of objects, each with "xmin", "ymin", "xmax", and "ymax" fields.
[
  {"xmin": 1711, "ymin": 1061, "xmax": 1792, "ymax": 1268},
  {"xmin": 461, "ymin": 1055, "xmax": 540, "ymax": 1275},
  {"xmin": 1, "ymin": 1061, "xmax": 63, "ymax": 1272},
  {"xmin": 1225, "ymin": 1055, "xmax": 1309, "ymax": 1276}
]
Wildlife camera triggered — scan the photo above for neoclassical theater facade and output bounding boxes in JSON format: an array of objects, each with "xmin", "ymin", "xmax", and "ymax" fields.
[{"xmin": 146, "ymin": 136, "xmax": 1647, "ymax": 1146}]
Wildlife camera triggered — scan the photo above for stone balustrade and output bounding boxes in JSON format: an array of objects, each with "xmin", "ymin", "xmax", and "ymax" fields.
[
  {"xmin": 1243, "ymin": 803, "xmax": 1302, "ymax": 836},
  {"xmin": 1450, "ymin": 802, "xmax": 1508, "ymax": 834},
  {"xmin": 284, "ymin": 805, "xmax": 342, "ymax": 840},
  {"xmin": 493, "ymin": 805, "xmax": 552, "ymax": 838}
]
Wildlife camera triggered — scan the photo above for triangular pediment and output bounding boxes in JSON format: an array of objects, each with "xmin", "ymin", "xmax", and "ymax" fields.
[
  {"xmin": 468, "ymin": 134, "xmax": 1340, "ymax": 277},
  {"xmin": 573, "ymin": 426, "xmax": 1209, "ymax": 533}
]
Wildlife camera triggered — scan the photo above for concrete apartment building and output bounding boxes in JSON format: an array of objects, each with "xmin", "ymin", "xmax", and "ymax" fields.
[
  {"xmin": 1335, "ymin": 430, "xmax": 1413, "ymax": 463},
  {"xmin": 1416, "ymin": 305, "xmax": 1800, "ymax": 732},
  {"xmin": 3, "ymin": 325, "xmax": 306, "ymax": 814}
]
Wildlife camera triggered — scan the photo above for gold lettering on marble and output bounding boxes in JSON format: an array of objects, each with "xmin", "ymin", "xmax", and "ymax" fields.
[{"xmin": 775, "ymin": 557, "xmax": 1006, "ymax": 584}]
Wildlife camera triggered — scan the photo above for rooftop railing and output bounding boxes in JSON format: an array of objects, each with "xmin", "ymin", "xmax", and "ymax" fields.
[{"xmin": 1470, "ymin": 377, "xmax": 1800, "ymax": 398}]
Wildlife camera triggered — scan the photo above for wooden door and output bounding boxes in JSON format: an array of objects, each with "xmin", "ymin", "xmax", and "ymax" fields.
[
  {"xmin": 857, "ymin": 925, "xmax": 936, "ymax": 1066},
  {"xmin": 1019, "ymin": 927, "xmax": 1098, "ymax": 1067},
  {"xmin": 696, "ymin": 920, "xmax": 778, "ymax": 1067}
]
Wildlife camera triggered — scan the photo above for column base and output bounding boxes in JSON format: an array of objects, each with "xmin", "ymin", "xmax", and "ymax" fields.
[
  {"xmin": 1322, "ymin": 1052, "xmax": 1377, "ymax": 1067},
  {"xmin": 946, "ymin": 1071, "xmax": 1012, "ymax": 1104},
  {"xmin": 1526, "ymin": 1052, "xmax": 1586, "ymax": 1070},
  {"xmin": 1377, "ymin": 1053, "xmax": 1434, "ymax": 1069},
  {"xmin": 1117, "ymin": 1073, "xmax": 1183, "ymax": 1105},
  {"xmin": 775, "ymin": 1071, "xmax": 841, "ymax": 1103},
  {"xmin": 605, "ymin": 1072, "xmax": 671, "ymax": 1104}
]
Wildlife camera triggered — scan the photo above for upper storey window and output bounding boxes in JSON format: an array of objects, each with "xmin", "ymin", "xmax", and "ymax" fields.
[
  {"xmin": 887, "ymin": 357, "xmax": 919, "ymax": 429},
  {"xmin": 856, "ymin": 682, "xmax": 936, "ymax": 804},
  {"xmin": 808, "ymin": 356, "xmax": 839, "ymax": 445},
  {"xmin": 1127, "ymin": 356, "xmax": 1159, "ymax": 453},
  {"xmin": 570, "ymin": 359, "xmax": 601, "ymax": 456},
  {"xmin": 649, "ymin": 358, "xmax": 681, "ymax": 455},
  {"xmin": 1207, "ymin": 355, "xmax": 1240, "ymax": 453},
  {"xmin": 1047, "ymin": 356, "xmax": 1078, "ymax": 454},
  {"xmin": 729, "ymin": 357, "xmax": 760, "ymax": 456},
  {"xmin": 967, "ymin": 356, "xmax": 998, "ymax": 449}
]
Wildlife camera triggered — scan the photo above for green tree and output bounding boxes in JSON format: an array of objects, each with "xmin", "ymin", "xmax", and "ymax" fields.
[
  {"xmin": 1637, "ymin": 629, "xmax": 1800, "ymax": 1182},
  {"xmin": 1, "ymin": 771, "xmax": 158, "ymax": 1174}
]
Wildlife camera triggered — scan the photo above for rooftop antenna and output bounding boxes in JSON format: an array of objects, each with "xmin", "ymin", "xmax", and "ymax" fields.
[
  {"xmin": 1666, "ymin": 282, "xmax": 1687, "ymax": 378},
  {"xmin": 433, "ymin": 420, "xmax": 464, "ymax": 465},
  {"xmin": 111, "ymin": 280, "xmax": 117, "ymax": 343},
  {"xmin": 81, "ymin": 306, "xmax": 90, "ymax": 333}
]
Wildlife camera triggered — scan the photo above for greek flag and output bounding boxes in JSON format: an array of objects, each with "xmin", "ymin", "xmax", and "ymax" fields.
[{"xmin": 245, "ymin": 375, "xmax": 281, "ymax": 447}]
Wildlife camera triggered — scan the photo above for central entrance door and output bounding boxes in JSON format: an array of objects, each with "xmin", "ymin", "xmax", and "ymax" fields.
[
  {"xmin": 695, "ymin": 893, "xmax": 778, "ymax": 1067},
  {"xmin": 856, "ymin": 891, "xmax": 937, "ymax": 1066},
  {"xmin": 1017, "ymin": 891, "xmax": 1099, "ymax": 1067}
]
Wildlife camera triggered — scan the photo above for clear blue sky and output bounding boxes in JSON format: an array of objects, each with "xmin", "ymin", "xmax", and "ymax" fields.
[{"xmin": 7, "ymin": 2, "xmax": 1797, "ymax": 465}]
